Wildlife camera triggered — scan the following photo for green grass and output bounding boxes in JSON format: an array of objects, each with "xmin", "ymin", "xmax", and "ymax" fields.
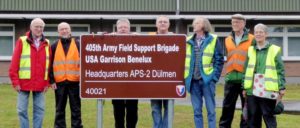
[
  {"xmin": 281, "ymin": 84, "xmax": 300, "ymax": 101},
  {"xmin": 0, "ymin": 84, "xmax": 299, "ymax": 128},
  {"xmin": 216, "ymin": 84, "xmax": 300, "ymax": 101}
]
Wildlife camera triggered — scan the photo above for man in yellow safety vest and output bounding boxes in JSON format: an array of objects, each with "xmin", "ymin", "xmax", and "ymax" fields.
[
  {"xmin": 185, "ymin": 17, "xmax": 224, "ymax": 128},
  {"xmin": 9, "ymin": 18, "xmax": 51, "ymax": 128}
]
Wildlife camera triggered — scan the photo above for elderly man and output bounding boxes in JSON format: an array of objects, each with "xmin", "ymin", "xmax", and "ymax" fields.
[
  {"xmin": 185, "ymin": 17, "xmax": 224, "ymax": 128},
  {"xmin": 112, "ymin": 18, "xmax": 139, "ymax": 128},
  {"xmin": 150, "ymin": 15, "xmax": 174, "ymax": 128},
  {"xmin": 49, "ymin": 22, "xmax": 83, "ymax": 128},
  {"xmin": 9, "ymin": 18, "xmax": 51, "ymax": 128},
  {"xmin": 219, "ymin": 14, "xmax": 254, "ymax": 128}
]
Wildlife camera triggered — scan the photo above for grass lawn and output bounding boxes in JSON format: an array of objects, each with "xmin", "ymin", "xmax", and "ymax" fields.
[
  {"xmin": 216, "ymin": 84, "xmax": 300, "ymax": 101},
  {"xmin": 0, "ymin": 84, "xmax": 299, "ymax": 128}
]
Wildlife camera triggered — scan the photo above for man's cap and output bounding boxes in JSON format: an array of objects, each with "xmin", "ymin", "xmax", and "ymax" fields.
[{"xmin": 231, "ymin": 14, "xmax": 246, "ymax": 21}]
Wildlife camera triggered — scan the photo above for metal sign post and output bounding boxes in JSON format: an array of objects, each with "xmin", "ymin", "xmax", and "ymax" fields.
[
  {"xmin": 168, "ymin": 99, "xmax": 174, "ymax": 128},
  {"xmin": 97, "ymin": 99, "xmax": 103, "ymax": 128}
]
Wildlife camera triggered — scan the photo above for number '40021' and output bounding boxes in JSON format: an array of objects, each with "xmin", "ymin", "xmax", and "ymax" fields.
[{"xmin": 85, "ymin": 88, "xmax": 106, "ymax": 95}]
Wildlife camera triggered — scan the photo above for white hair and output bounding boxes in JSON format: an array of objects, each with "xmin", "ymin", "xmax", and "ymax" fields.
[
  {"xmin": 156, "ymin": 15, "xmax": 170, "ymax": 24},
  {"xmin": 192, "ymin": 17, "xmax": 212, "ymax": 33},
  {"xmin": 116, "ymin": 18, "xmax": 130, "ymax": 26},
  {"xmin": 57, "ymin": 22, "xmax": 71, "ymax": 31},
  {"xmin": 30, "ymin": 18, "xmax": 45, "ymax": 27},
  {"xmin": 254, "ymin": 23, "xmax": 268, "ymax": 33}
]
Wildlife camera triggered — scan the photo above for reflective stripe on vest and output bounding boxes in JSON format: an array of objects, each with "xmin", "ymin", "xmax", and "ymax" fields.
[
  {"xmin": 184, "ymin": 44, "xmax": 192, "ymax": 79},
  {"xmin": 54, "ymin": 70, "xmax": 80, "ymax": 76},
  {"xmin": 53, "ymin": 38, "xmax": 80, "ymax": 82},
  {"xmin": 243, "ymin": 45, "xmax": 280, "ymax": 91},
  {"xmin": 184, "ymin": 35, "xmax": 193, "ymax": 79},
  {"xmin": 184, "ymin": 34, "xmax": 217, "ymax": 78},
  {"xmin": 202, "ymin": 34, "xmax": 217, "ymax": 75},
  {"xmin": 225, "ymin": 34, "xmax": 254, "ymax": 74},
  {"xmin": 19, "ymin": 36, "xmax": 49, "ymax": 80}
]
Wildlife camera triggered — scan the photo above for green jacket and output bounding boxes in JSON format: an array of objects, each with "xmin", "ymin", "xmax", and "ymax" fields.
[
  {"xmin": 243, "ymin": 41, "xmax": 286, "ymax": 95},
  {"xmin": 225, "ymin": 29, "xmax": 254, "ymax": 83}
]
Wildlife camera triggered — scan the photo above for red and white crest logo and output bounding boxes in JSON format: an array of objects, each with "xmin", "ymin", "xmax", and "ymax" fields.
[{"xmin": 176, "ymin": 85, "xmax": 185, "ymax": 97}]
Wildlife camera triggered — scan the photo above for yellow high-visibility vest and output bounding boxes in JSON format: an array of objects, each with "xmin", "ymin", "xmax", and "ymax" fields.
[
  {"xmin": 244, "ymin": 45, "xmax": 280, "ymax": 91},
  {"xmin": 184, "ymin": 34, "xmax": 217, "ymax": 78},
  {"xmin": 19, "ymin": 36, "xmax": 49, "ymax": 80}
]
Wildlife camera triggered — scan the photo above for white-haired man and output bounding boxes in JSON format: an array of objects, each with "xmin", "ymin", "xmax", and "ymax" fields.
[
  {"xmin": 49, "ymin": 22, "xmax": 83, "ymax": 128},
  {"xmin": 9, "ymin": 18, "xmax": 51, "ymax": 128}
]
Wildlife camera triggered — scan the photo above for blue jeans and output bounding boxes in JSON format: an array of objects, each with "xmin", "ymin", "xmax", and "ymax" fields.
[
  {"xmin": 17, "ymin": 91, "xmax": 45, "ymax": 128},
  {"xmin": 190, "ymin": 79, "xmax": 216, "ymax": 128},
  {"xmin": 151, "ymin": 100, "xmax": 169, "ymax": 128}
]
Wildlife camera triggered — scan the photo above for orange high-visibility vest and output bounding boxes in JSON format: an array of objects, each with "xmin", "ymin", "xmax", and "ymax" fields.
[
  {"xmin": 53, "ymin": 38, "xmax": 80, "ymax": 82},
  {"xmin": 225, "ymin": 34, "xmax": 254, "ymax": 74}
]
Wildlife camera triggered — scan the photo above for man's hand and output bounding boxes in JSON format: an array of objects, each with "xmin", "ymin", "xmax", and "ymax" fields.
[
  {"xmin": 51, "ymin": 83, "xmax": 57, "ymax": 90},
  {"xmin": 43, "ymin": 86, "xmax": 49, "ymax": 93},
  {"xmin": 107, "ymin": 32, "xmax": 116, "ymax": 35},
  {"xmin": 14, "ymin": 85, "xmax": 21, "ymax": 92},
  {"xmin": 279, "ymin": 89, "xmax": 285, "ymax": 97},
  {"xmin": 131, "ymin": 32, "xmax": 140, "ymax": 35}
]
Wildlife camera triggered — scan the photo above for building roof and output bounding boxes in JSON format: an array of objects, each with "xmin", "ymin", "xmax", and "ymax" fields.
[{"xmin": 0, "ymin": 0, "xmax": 299, "ymax": 13}]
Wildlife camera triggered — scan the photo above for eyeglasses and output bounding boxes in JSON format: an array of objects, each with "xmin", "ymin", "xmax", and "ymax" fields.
[
  {"xmin": 231, "ymin": 21, "xmax": 244, "ymax": 24},
  {"xmin": 33, "ymin": 25, "xmax": 44, "ymax": 29},
  {"xmin": 254, "ymin": 31, "xmax": 266, "ymax": 34},
  {"xmin": 158, "ymin": 21, "xmax": 169, "ymax": 24}
]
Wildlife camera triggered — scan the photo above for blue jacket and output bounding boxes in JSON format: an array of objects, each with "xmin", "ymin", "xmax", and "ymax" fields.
[{"xmin": 185, "ymin": 33, "xmax": 224, "ymax": 92}]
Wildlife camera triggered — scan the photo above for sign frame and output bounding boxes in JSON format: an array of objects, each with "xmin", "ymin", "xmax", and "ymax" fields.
[{"xmin": 80, "ymin": 34, "xmax": 186, "ymax": 99}]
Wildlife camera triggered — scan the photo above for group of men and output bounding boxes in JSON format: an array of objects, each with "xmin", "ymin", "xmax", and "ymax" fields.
[
  {"xmin": 9, "ymin": 18, "xmax": 83, "ymax": 128},
  {"xmin": 9, "ymin": 13, "xmax": 284, "ymax": 128},
  {"xmin": 8, "ymin": 16, "xmax": 173, "ymax": 128}
]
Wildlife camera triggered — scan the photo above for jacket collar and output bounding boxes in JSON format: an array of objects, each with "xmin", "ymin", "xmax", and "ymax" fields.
[
  {"xmin": 187, "ymin": 32, "xmax": 213, "ymax": 46},
  {"xmin": 253, "ymin": 40, "xmax": 271, "ymax": 50},
  {"xmin": 25, "ymin": 31, "xmax": 46, "ymax": 44},
  {"xmin": 25, "ymin": 31, "xmax": 48, "ymax": 46},
  {"xmin": 230, "ymin": 28, "xmax": 250, "ymax": 43},
  {"xmin": 59, "ymin": 37, "xmax": 72, "ymax": 44}
]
